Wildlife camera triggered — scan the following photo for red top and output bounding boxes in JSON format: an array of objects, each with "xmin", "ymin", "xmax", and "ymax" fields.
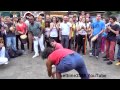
[
  {"xmin": 16, "ymin": 22, "xmax": 27, "ymax": 34},
  {"xmin": 48, "ymin": 48, "xmax": 74, "ymax": 65},
  {"xmin": 55, "ymin": 43, "xmax": 63, "ymax": 50}
]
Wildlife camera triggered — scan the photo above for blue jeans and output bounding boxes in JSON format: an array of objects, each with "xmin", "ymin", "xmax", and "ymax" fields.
[
  {"xmin": 117, "ymin": 44, "xmax": 120, "ymax": 59},
  {"xmin": 61, "ymin": 35, "xmax": 69, "ymax": 48},
  {"xmin": 56, "ymin": 53, "xmax": 89, "ymax": 79},
  {"xmin": 6, "ymin": 36, "xmax": 17, "ymax": 51}
]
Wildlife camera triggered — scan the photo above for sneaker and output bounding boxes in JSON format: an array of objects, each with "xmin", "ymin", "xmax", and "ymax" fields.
[
  {"xmin": 89, "ymin": 53, "xmax": 93, "ymax": 57},
  {"xmin": 4, "ymin": 61, "xmax": 8, "ymax": 65},
  {"xmin": 107, "ymin": 61, "xmax": 113, "ymax": 65},
  {"xmin": 103, "ymin": 58, "xmax": 109, "ymax": 61},
  {"xmin": 115, "ymin": 62, "xmax": 120, "ymax": 66},
  {"xmin": 96, "ymin": 56, "xmax": 99, "ymax": 59},
  {"xmin": 102, "ymin": 55, "xmax": 107, "ymax": 58},
  {"xmin": 32, "ymin": 54, "xmax": 39, "ymax": 58}
]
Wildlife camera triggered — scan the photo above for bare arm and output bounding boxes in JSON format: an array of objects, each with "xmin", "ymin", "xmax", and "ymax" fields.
[{"xmin": 46, "ymin": 59, "xmax": 53, "ymax": 77}]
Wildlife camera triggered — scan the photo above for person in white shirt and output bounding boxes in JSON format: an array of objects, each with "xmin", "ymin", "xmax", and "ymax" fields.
[
  {"xmin": 50, "ymin": 16, "xmax": 59, "ymax": 42},
  {"xmin": 59, "ymin": 15, "xmax": 72, "ymax": 48},
  {"xmin": 76, "ymin": 17, "xmax": 87, "ymax": 55},
  {"xmin": 0, "ymin": 38, "xmax": 8, "ymax": 65},
  {"xmin": 45, "ymin": 21, "xmax": 51, "ymax": 47}
]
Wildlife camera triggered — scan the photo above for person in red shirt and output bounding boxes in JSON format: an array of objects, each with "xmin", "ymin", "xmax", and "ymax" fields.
[
  {"xmin": 41, "ymin": 47, "xmax": 89, "ymax": 79},
  {"xmin": 16, "ymin": 18, "xmax": 27, "ymax": 51},
  {"xmin": 49, "ymin": 39, "xmax": 63, "ymax": 50}
]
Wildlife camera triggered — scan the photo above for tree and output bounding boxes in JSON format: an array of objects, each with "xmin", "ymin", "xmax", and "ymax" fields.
[{"xmin": 105, "ymin": 11, "xmax": 120, "ymax": 16}]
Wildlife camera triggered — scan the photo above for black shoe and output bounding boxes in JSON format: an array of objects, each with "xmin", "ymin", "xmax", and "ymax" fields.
[
  {"xmin": 107, "ymin": 61, "xmax": 113, "ymax": 65},
  {"xmin": 102, "ymin": 56, "xmax": 107, "ymax": 58},
  {"xmin": 103, "ymin": 58, "xmax": 109, "ymax": 61}
]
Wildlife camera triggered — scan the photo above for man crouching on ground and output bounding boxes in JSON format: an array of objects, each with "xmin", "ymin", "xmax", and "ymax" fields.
[{"xmin": 41, "ymin": 47, "xmax": 89, "ymax": 79}]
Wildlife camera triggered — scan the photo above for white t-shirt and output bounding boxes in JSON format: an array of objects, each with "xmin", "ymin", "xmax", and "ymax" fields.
[
  {"xmin": 60, "ymin": 22, "xmax": 72, "ymax": 36},
  {"xmin": 50, "ymin": 27, "xmax": 58, "ymax": 37},
  {"xmin": 25, "ymin": 20, "xmax": 29, "ymax": 27},
  {"xmin": 76, "ymin": 22, "xmax": 87, "ymax": 35},
  {"xmin": 45, "ymin": 27, "xmax": 50, "ymax": 37}
]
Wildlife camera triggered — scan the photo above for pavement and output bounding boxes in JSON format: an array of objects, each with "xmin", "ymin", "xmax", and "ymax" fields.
[{"xmin": 0, "ymin": 44, "xmax": 120, "ymax": 79}]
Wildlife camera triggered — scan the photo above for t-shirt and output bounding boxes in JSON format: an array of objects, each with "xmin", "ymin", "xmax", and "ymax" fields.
[
  {"xmin": 60, "ymin": 22, "xmax": 72, "ymax": 36},
  {"xmin": 25, "ymin": 20, "xmax": 29, "ymax": 27},
  {"xmin": 45, "ymin": 27, "xmax": 50, "ymax": 37},
  {"xmin": 16, "ymin": 23, "xmax": 27, "ymax": 34},
  {"xmin": 107, "ymin": 24, "xmax": 120, "ymax": 41},
  {"xmin": 48, "ymin": 48, "xmax": 74, "ymax": 65},
  {"xmin": 6, "ymin": 22, "xmax": 15, "ymax": 37},
  {"xmin": 28, "ymin": 22, "xmax": 41, "ymax": 36},
  {"xmin": 76, "ymin": 22, "xmax": 87, "ymax": 35},
  {"xmin": 50, "ymin": 23, "xmax": 58, "ymax": 37},
  {"xmin": 55, "ymin": 43, "xmax": 63, "ymax": 50},
  {"xmin": 91, "ymin": 20, "xmax": 105, "ymax": 36}
]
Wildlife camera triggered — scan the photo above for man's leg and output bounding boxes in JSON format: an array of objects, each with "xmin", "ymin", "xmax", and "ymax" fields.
[
  {"xmin": 96, "ymin": 36, "xmax": 102, "ymax": 57},
  {"xmin": 6, "ymin": 37, "xmax": 12, "ymax": 48},
  {"xmin": 38, "ymin": 34, "xmax": 45, "ymax": 52},
  {"xmin": 91, "ymin": 40, "xmax": 95, "ymax": 56},
  {"xmin": 64, "ymin": 36, "xmax": 69, "ymax": 48},
  {"xmin": 33, "ymin": 37, "xmax": 39, "ymax": 58},
  {"xmin": 12, "ymin": 37, "xmax": 17, "ymax": 51},
  {"xmin": 109, "ymin": 41, "xmax": 116, "ymax": 61},
  {"xmin": 61, "ymin": 35, "xmax": 65, "ymax": 48},
  {"xmin": 106, "ymin": 39, "xmax": 110, "ymax": 59}
]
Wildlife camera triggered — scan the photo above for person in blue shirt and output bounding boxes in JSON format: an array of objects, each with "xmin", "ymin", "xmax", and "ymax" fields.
[{"xmin": 89, "ymin": 14, "xmax": 105, "ymax": 59}]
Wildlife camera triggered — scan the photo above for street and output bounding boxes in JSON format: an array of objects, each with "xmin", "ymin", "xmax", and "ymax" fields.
[{"xmin": 0, "ymin": 45, "xmax": 120, "ymax": 79}]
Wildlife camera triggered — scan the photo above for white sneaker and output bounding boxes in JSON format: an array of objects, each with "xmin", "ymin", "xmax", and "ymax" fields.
[
  {"xmin": 32, "ymin": 54, "xmax": 39, "ymax": 58},
  {"xmin": 4, "ymin": 61, "xmax": 8, "ymax": 64},
  {"xmin": 89, "ymin": 53, "xmax": 93, "ymax": 57}
]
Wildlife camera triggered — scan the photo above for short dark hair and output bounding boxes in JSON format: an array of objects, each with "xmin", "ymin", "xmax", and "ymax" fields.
[
  {"xmin": 41, "ymin": 47, "xmax": 54, "ymax": 59},
  {"xmin": 17, "ymin": 17, "xmax": 21, "ymax": 23},
  {"xmin": 49, "ymin": 38, "xmax": 55, "ymax": 43},
  {"xmin": 109, "ymin": 16, "xmax": 117, "ymax": 22}
]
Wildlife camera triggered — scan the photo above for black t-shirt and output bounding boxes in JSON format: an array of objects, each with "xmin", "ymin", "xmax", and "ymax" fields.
[{"xmin": 107, "ymin": 24, "xmax": 120, "ymax": 41}]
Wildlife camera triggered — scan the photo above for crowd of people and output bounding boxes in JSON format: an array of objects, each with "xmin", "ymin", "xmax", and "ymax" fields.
[{"xmin": 0, "ymin": 11, "xmax": 120, "ymax": 79}]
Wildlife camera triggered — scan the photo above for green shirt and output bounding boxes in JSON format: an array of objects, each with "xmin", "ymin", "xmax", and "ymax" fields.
[{"xmin": 28, "ymin": 22, "xmax": 41, "ymax": 36}]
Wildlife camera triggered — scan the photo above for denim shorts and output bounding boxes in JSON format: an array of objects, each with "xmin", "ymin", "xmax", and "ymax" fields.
[{"xmin": 56, "ymin": 53, "xmax": 89, "ymax": 79}]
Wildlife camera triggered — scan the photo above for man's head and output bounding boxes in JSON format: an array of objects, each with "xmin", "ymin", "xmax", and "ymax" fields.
[
  {"xmin": 29, "ymin": 15, "xmax": 35, "ymax": 24},
  {"xmin": 49, "ymin": 39, "xmax": 56, "ymax": 47},
  {"xmin": 46, "ymin": 14, "xmax": 50, "ymax": 21},
  {"xmin": 63, "ymin": 15, "xmax": 68, "ymax": 23},
  {"xmin": 86, "ymin": 13, "xmax": 90, "ymax": 18},
  {"xmin": 81, "ymin": 11, "xmax": 85, "ymax": 16},
  {"xmin": 109, "ymin": 16, "xmax": 117, "ymax": 24},
  {"xmin": 41, "ymin": 47, "xmax": 54, "ymax": 59},
  {"xmin": 5, "ymin": 16, "xmax": 11, "ymax": 23},
  {"xmin": 38, "ymin": 15, "xmax": 43, "ymax": 22},
  {"xmin": 73, "ymin": 14, "xmax": 77, "ymax": 22},
  {"xmin": 96, "ymin": 14, "xmax": 101, "ymax": 21}
]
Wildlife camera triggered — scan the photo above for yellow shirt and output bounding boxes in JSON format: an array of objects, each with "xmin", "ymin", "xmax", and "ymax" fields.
[{"xmin": 71, "ymin": 23, "xmax": 76, "ymax": 37}]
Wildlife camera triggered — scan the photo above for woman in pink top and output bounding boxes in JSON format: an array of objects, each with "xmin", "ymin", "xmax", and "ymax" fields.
[{"xmin": 41, "ymin": 47, "xmax": 89, "ymax": 79}]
